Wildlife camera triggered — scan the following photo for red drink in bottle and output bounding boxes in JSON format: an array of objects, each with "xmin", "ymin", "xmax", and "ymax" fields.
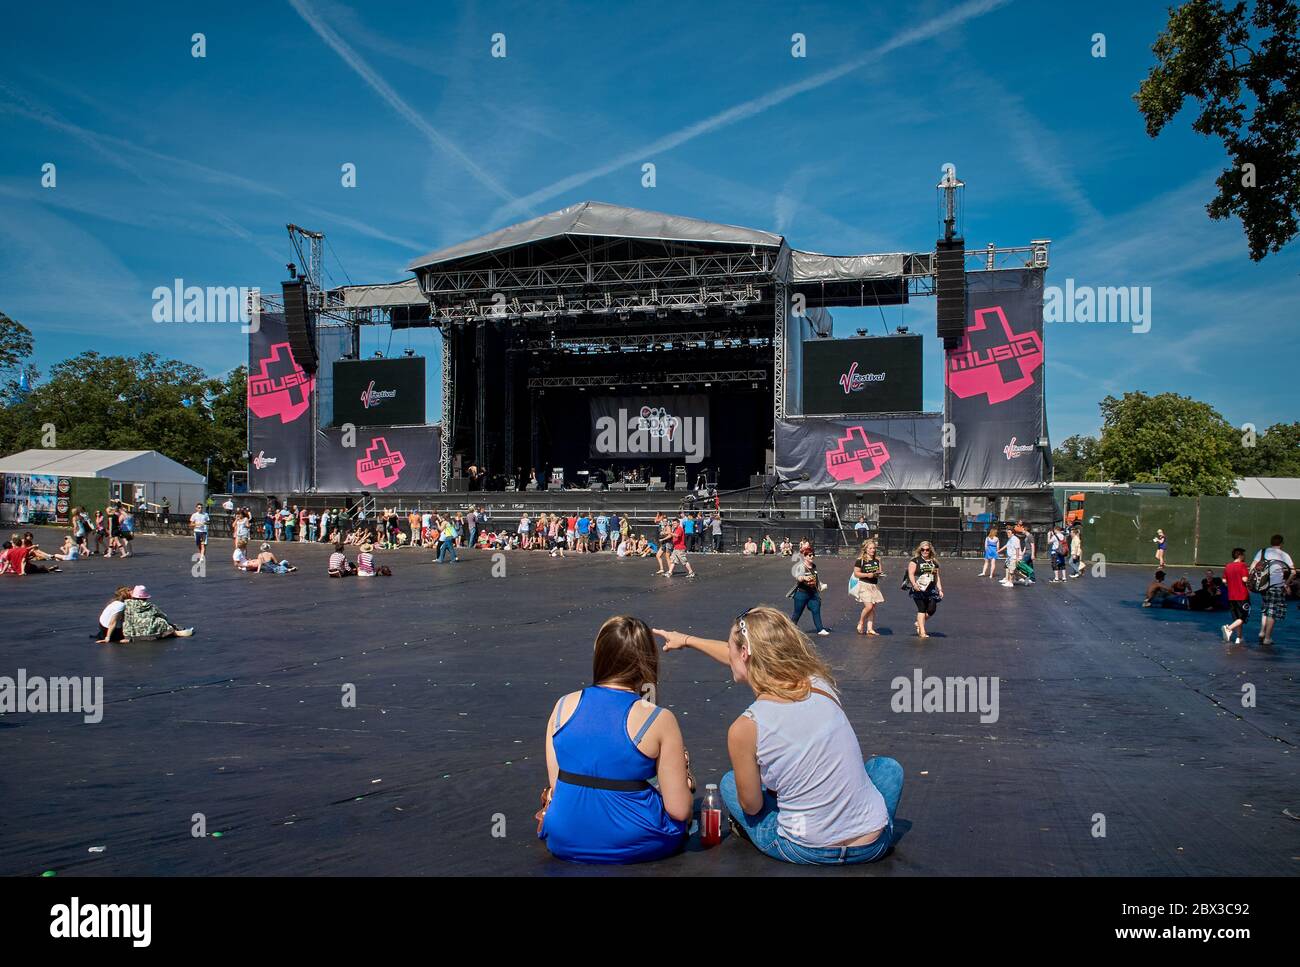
[{"xmin": 700, "ymin": 783, "xmax": 723, "ymax": 847}]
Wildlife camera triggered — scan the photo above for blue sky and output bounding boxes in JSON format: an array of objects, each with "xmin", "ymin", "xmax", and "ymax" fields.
[{"xmin": 1, "ymin": 0, "xmax": 1296, "ymax": 441}]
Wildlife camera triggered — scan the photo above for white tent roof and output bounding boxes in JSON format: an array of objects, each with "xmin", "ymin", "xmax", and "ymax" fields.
[
  {"xmin": 408, "ymin": 200, "xmax": 784, "ymax": 270},
  {"xmin": 0, "ymin": 449, "xmax": 204, "ymax": 483},
  {"xmin": 1233, "ymin": 477, "xmax": 1300, "ymax": 500}
]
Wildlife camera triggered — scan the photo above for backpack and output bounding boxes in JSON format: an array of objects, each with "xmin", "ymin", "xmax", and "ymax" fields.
[{"xmin": 1250, "ymin": 548, "xmax": 1290, "ymax": 593}]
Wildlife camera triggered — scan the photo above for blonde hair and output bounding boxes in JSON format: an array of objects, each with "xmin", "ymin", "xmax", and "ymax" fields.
[
  {"xmin": 732, "ymin": 606, "xmax": 836, "ymax": 702},
  {"xmin": 912, "ymin": 540, "xmax": 938, "ymax": 560},
  {"xmin": 859, "ymin": 539, "xmax": 877, "ymax": 559}
]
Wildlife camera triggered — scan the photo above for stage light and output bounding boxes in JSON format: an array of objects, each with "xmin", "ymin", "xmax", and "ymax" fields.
[
  {"xmin": 373, "ymin": 351, "xmax": 384, "ymax": 358},
  {"xmin": 895, "ymin": 326, "xmax": 909, "ymax": 334},
  {"xmin": 403, "ymin": 348, "xmax": 415, "ymax": 357}
]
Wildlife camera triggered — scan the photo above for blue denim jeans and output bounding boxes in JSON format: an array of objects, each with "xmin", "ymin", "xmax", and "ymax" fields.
[
  {"xmin": 437, "ymin": 538, "xmax": 458, "ymax": 563},
  {"xmin": 791, "ymin": 588, "xmax": 824, "ymax": 632},
  {"xmin": 720, "ymin": 756, "xmax": 903, "ymax": 865}
]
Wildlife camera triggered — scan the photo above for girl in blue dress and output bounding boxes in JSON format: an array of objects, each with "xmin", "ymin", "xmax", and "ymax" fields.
[{"xmin": 539, "ymin": 616, "xmax": 693, "ymax": 863}]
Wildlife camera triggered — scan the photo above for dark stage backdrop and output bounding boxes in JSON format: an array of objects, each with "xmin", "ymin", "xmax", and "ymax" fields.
[
  {"xmin": 316, "ymin": 426, "xmax": 442, "ymax": 493},
  {"xmin": 945, "ymin": 269, "xmax": 1047, "ymax": 489},
  {"xmin": 801, "ymin": 334, "xmax": 923, "ymax": 415},
  {"xmin": 332, "ymin": 357, "xmax": 426, "ymax": 428},
  {"xmin": 247, "ymin": 311, "xmax": 313, "ymax": 493},
  {"xmin": 588, "ymin": 394, "xmax": 711, "ymax": 462},
  {"xmin": 775, "ymin": 415, "xmax": 944, "ymax": 491}
]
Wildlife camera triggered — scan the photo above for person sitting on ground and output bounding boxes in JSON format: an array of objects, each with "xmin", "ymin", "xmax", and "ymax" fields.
[
  {"xmin": 122, "ymin": 585, "xmax": 194, "ymax": 640},
  {"xmin": 1143, "ymin": 570, "xmax": 1173, "ymax": 607},
  {"xmin": 743, "ymin": 537, "xmax": 759, "ymax": 556},
  {"xmin": 655, "ymin": 607, "xmax": 902, "ymax": 865},
  {"xmin": 93, "ymin": 586, "xmax": 134, "ymax": 643},
  {"xmin": 1167, "ymin": 576, "xmax": 1192, "ymax": 608},
  {"xmin": 634, "ymin": 535, "xmax": 650, "ymax": 557},
  {"xmin": 779, "ymin": 538, "xmax": 794, "ymax": 556},
  {"xmin": 54, "ymin": 536, "xmax": 83, "ymax": 561},
  {"xmin": 538, "ymin": 615, "xmax": 694, "ymax": 864},
  {"xmin": 1190, "ymin": 575, "xmax": 1224, "ymax": 612},
  {"xmin": 232, "ymin": 539, "xmax": 260, "ymax": 572},
  {"xmin": 3, "ymin": 537, "xmax": 59, "ymax": 574},
  {"xmin": 760, "ymin": 535, "xmax": 775, "ymax": 555},
  {"xmin": 255, "ymin": 543, "xmax": 297, "ymax": 573},
  {"xmin": 357, "ymin": 542, "xmax": 379, "ymax": 577},
  {"xmin": 615, "ymin": 536, "xmax": 630, "ymax": 558},
  {"xmin": 328, "ymin": 543, "xmax": 355, "ymax": 577}
]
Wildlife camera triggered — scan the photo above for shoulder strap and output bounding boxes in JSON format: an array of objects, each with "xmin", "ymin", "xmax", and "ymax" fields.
[
  {"xmin": 553, "ymin": 694, "xmax": 568, "ymax": 730},
  {"xmin": 809, "ymin": 685, "xmax": 843, "ymax": 710},
  {"xmin": 631, "ymin": 704, "xmax": 663, "ymax": 745}
]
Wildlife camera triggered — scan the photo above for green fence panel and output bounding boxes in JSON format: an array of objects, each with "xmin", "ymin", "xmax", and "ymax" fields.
[
  {"xmin": 1082, "ymin": 493, "xmax": 1145, "ymax": 565},
  {"xmin": 1135, "ymin": 495, "xmax": 1196, "ymax": 566}
]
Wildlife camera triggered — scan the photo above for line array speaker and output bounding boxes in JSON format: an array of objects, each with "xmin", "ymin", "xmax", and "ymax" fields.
[
  {"xmin": 282, "ymin": 279, "xmax": 318, "ymax": 374},
  {"xmin": 934, "ymin": 239, "xmax": 966, "ymax": 349}
]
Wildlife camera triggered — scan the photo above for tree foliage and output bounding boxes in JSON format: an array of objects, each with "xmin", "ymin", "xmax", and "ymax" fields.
[
  {"xmin": 1135, "ymin": 0, "xmax": 1300, "ymax": 260},
  {"xmin": 1095, "ymin": 391, "xmax": 1241, "ymax": 495},
  {"xmin": 0, "ymin": 353, "xmax": 246, "ymax": 487}
]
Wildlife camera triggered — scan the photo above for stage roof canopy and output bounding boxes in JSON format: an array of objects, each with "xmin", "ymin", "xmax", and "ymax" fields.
[{"xmin": 408, "ymin": 200, "xmax": 785, "ymax": 271}]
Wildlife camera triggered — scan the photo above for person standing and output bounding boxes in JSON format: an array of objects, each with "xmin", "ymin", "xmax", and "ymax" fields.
[
  {"xmin": 789, "ymin": 548, "xmax": 828, "ymax": 635},
  {"xmin": 979, "ymin": 526, "xmax": 999, "ymax": 579},
  {"xmin": 1221, "ymin": 548, "xmax": 1251, "ymax": 645},
  {"xmin": 850, "ymin": 539, "xmax": 885, "ymax": 636},
  {"xmin": 663, "ymin": 515, "xmax": 696, "ymax": 579},
  {"xmin": 906, "ymin": 541, "xmax": 943, "ymax": 638},
  {"xmin": 682, "ymin": 512, "xmax": 695, "ymax": 553},
  {"xmin": 711, "ymin": 511, "xmax": 723, "ymax": 553},
  {"xmin": 1048, "ymin": 524, "xmax": 1069, "ymax": 583},
  {"xmin": 1153, "ymin": 529, "xmax": 1167, "ymax": 569},
  {"xmin": 1250, "ymin": 535, "xmax": 1293, "ymax": 646},
  {"xmin": 190, "ymin": 503, "xmax": 209, "ymax": 561},
  {"xmin": 1069, "ymin": 526, "xmax": 1083, "ymax": 578},
  {"xmin": 159, "ymin": 496, "xmax": 171, "ymax": 526},
  {"xmin": 999, "ymin": 526, "xmax": 1021, "ymax": 588}
]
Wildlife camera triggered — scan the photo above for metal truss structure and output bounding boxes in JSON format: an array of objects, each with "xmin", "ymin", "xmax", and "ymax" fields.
[{"xmin": 527, "ymin": 369, "xmax": 767, "ymax": 389}]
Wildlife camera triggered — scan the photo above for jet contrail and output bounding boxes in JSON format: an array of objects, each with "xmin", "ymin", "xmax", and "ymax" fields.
[
  {"xmin": 492, "ymin": 0, "xmax": 1013, "ymax": 222},
  {"xmin": 288, "ymin": 0, "xmax": 516, "ymax": 204}
]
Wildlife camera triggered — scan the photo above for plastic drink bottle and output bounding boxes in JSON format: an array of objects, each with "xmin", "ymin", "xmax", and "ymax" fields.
[{"xmin": 701, "ymin": 783, "xmax": 723, "ymax": 847}]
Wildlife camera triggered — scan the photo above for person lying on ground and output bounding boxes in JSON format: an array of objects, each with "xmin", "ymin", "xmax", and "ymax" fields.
[
  {"xmin": 655, "ymin": 607, "xmax": 902, "ymax": 865},
  {"xmin": 122, "ymin": 585, "xmax": 194, "ymax": 640},
  {"xmin": 538, "ymin": 615, "xmax": 693, "ymax": 864}
]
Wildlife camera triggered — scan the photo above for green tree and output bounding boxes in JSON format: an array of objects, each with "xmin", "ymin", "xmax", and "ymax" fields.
[
  {"xmin": 1234, "ymin": 420, "xmax": 1300, "ymax": 476},
  {"xmin": 1096, "ymin": 391, "xmax": 1240, "ymax": 495},
  {"xmin": 1, "ymin": 352, "xmax": 246, "ymax": 486},
  {"xmin": 1051, "ymin": 434, "xmax": 1104, "ymax": 481},
  {"xmin": 1135, "ymin": 0, "xmax": 1300, "ymax": 260},
  {"xmin": 0, "ymin": 311, "xmax": 34, "ymax": 370}
]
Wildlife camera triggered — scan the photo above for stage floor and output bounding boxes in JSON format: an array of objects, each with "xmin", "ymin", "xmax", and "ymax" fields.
[{"xmin": 2, "ymin": 530, "xmax": 1297, "ymax": 877}]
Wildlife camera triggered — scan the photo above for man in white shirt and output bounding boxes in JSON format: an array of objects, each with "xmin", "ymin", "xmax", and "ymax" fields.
[
  {"xmin": 1000, "ymin": 527, "xmax": 1021, "ymax": 587},
  {"xmin": 190, "ymin": 504, "xmax": 210, "ymax": 560},
  {"xmin": 1251, "ymin": 534, "xmax": 1294, "ymax": 645}
]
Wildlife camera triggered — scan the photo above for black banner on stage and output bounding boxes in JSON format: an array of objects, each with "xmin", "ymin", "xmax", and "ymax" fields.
[
  {"xmin": 945, "ymin": 269, "xmax": 1047, "ymax": 490},
  {"xmin": 775, "ymin": 415, "xmax": 944, "ymax": 491},
  {"xmin": 316, "ymin": 425, "xmax": 441, "ymax": 493},
  {"xmin": 247, "ymin": 311, "xmax": 313, "ymax": 493},
  {"xmin": 332, "ymin": 356, "xmax": 426, "ymax": 428},
  {"xmin": 589, "ymin": 394, "xmax": 710, "ymax": 463},
  {"xmin": 801, "ymin": 334, "xmax": 923, "ymax": 415}
]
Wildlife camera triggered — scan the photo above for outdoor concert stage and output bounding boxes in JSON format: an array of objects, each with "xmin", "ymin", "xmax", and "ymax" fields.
[
  {"xmin": 3, "ymin": 530, "xmax": 1296, "ymax": 877},
  {"xmin": 250, "ymin": 198, "xmax": 1053, "ymax": 502}
]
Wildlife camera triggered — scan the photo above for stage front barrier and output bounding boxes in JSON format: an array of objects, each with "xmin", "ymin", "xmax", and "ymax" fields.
[
  {"xmin": 945, "ymin": 269, "xmax": 1047, "ymax": 489},
  {"xmin": 316, "ymin": 426, "xmax": 442, "ymax": 493},
  {"xmin": 247, "ymin": 311, "xmax": 314, "ymax": 493},
  {"xmin": 774, "ymin": 415, "xmax": 944, "ymax": 491}
]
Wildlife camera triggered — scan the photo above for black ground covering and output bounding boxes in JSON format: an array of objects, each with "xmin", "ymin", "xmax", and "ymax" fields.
[{"xmin": 1, "ymin": 528, "xmax": 1296, "ymax": 876}]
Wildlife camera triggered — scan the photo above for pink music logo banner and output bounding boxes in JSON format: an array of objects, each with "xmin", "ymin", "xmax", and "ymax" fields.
[
  {"xmin": 826, "ymin": 426, "xmax": 891, "ymax": 485},
  {"xmin": 355, "ymin": 437, "xmax": 406, "ymax": 489},
  {"xmin": 248, "ymin": 342, "xmax": 314, "ymax": 424},
  {"xmin": 946, "ymin": 306, "xmax": 1043, "ymax": 405}
]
